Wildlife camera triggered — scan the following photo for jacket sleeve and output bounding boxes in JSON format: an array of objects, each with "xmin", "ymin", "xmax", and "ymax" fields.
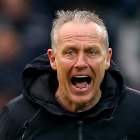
[{"xmin": 0, "ymin": 106, "xmax": 20, "ymax": 140}]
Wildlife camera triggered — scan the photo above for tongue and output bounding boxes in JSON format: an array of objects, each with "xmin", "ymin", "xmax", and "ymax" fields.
[{"xmin": 75, "ymin": 82, "xmax": 88, "ymax": 89}]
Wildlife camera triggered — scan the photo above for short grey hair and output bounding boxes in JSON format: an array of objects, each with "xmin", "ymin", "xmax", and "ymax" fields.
[{"xmin": 51, "ymin": 10, "xmax": 109, "ymax": 51}]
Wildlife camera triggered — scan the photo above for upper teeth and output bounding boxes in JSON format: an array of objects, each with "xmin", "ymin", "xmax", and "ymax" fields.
[{"xmin": 74, "ymin": 76, "xmax": 88, "ymax": 78}]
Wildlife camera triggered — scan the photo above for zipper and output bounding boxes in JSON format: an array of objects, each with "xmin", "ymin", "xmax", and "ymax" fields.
[{"xmin": 78, "ymin": 120, "xmax": 83, "ymax": 140}]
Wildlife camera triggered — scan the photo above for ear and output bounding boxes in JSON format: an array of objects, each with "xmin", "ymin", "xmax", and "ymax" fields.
[
  {"xmin": 105, "ymin": 48, "xmax": 112, "ymax": 70},
  {"xmin": 47, "ymin": 49, "xmax": 57, "ymax": 70}
]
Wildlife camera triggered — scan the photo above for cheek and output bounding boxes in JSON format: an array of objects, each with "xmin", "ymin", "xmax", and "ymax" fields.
[
  {"xmin": 55, "ymin": 59, "xmax": 73, "ymax": 93},
  {"xmin": 96, "ymin": 63, "xmax": 106, "ymax": 82},
  {"xmin": 55, "ymin": 58, "xmax": 73, "ymax": 82},
  {"xmin": 89, "ymin": 57, "xmax": 106, "ymax": 69},
  {"xmin": 89, "ymin": 58, "xmax": 106, "ymax": 78},
  {"xmin": 56, "ymin": 57, "xmax": 74, "ymax": 71}
]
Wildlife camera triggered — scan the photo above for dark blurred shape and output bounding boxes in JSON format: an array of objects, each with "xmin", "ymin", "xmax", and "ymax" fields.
[
  {"xmin": 0, "ymin": 0, "xmax": 51, "ymax": 58},
  {"xmin": 0, "ymin": 24, "xmax": 21, "ymax": 64},
  {"xmin": 0, "ymin": 0, "xmax": 51, "ymax": 108},
  {"xmin": 0, "ymin": 0, "xmax": 30, "ymax": 21},
  {"xmin": 0, "ymin": 24, "xmax": 23, "ymax": 108}
]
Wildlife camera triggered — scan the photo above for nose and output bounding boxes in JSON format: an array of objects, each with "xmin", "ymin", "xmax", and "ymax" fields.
[{"xmin": 74, "ymin": 53, "xmax": 88, "ymax": 70}]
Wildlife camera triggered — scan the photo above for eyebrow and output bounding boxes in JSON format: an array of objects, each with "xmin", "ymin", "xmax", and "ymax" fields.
[{"xmin": 84, "ymin": 45, "xmax": 100, "ymax": 49}]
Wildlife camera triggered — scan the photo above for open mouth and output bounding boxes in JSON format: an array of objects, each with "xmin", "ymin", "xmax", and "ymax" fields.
[{"xmin": 71, "ymin": 76, "xmax": 91, "ymax": 89}]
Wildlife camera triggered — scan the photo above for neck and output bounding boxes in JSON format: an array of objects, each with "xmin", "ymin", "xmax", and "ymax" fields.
[{"xmin": 55, "ymin": 89, "xmax": 101, "ymax": 113}]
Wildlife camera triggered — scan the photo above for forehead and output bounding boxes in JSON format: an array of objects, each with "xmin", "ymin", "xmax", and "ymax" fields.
[{"xmin": 57, "ymin": 21, "xmax": 103, "ymax": 42}]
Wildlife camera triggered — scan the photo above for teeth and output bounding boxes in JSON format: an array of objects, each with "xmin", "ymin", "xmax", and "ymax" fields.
[{"xmin": 74, "ymin": 76, "xmax": 88, "ymax": 78}]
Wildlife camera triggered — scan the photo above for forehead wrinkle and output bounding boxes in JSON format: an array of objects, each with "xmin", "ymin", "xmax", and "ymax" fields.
[{"xmin": 59, "ymin": 34, "xmax": 99, "ymax": 43}]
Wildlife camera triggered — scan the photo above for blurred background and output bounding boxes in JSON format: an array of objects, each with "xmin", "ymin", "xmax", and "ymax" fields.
[{"xmin": 0, "ymin": 0, "xmax": 140, "ymax": 108}]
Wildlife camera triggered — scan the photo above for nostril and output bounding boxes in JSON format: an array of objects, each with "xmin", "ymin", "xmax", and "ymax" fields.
[
  {"xmin": 74, "ymin": 64, "xmax": 88, "ymax": 70},
  {"xmin": 75, "ymin": 66, "xmax": 87, "ymax": 71}
]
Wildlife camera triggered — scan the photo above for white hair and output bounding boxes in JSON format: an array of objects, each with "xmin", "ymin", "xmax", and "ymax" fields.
[{"xmin": 51, "ymin": 10, "xmax": 109, "ymax": 51}]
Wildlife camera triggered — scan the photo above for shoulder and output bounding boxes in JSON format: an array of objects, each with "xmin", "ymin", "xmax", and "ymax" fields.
[
  {"xmin": 115, "ymin": 87, "xmax": 140, "ymax": 121},
  {"xmin": 3, "ymin": 95, "xmax": 39, "ymax": 120},
  {"xmin": 0, "ymin": 95, "xmax": 38, "ymax": 140},
  {"xmin": 113, "ymin": 87, "xmax": 140, "ymax": 138},
  {"xmin": 123, "ymin": 87, "xmax": 140, "ymax": 106},
  {"xmin": 117, "ymin": 87, "xmax": 140, "ymax": 113},
  {"xmin": 126, "ymin": 87, "xmax": 140, "ymax": 95},
  {"xmin": 116, "ymin": 88, "xmax": 140, "ymax": 129},
  {"xmin": 125, "ymin": 88, "xmax": 140, "ymax": 138},
  {"xmin": 7, "ymin": 95, "xmax": 38, "ymax": 113}
]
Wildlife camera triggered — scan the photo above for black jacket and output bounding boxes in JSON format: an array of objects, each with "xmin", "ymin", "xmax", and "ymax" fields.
[{"xmin": 0, "ymin": 54, "xmax": 140, "ymax": 140}]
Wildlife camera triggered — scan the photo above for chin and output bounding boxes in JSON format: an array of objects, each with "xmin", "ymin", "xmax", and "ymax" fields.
[{"xmin": 70, "ymin": 94, "xmax": 92, "ymax": 104}]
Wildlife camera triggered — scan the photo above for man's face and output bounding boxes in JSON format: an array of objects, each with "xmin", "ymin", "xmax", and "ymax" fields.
[{"xmin": 48, "ymin": 22, "xmax": 112, "ymax": 105}]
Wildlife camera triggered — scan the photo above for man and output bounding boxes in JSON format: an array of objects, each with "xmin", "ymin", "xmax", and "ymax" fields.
[{"xmin": 0, "ymin": 10, "xmax": 140, "ymax": 140}]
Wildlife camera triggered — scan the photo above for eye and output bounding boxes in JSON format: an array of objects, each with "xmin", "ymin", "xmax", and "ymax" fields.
[
  {"xmin": 88, "ymin": 50, "xmax": 96, "ymax": 55},
  {"xmin": 85, "ymin": 47, "xmax": 101, "ymax": 58},
  {"xmin": 66, "ymin": 49, "xmax": 76, "ymax": 55},
  {"xmin": 63, "ymin": 49, "xmax": 77, "ymax": 59},
  {"xmin": 86, "ymin": 49, "xmax": 97, "ymax": 56}
]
